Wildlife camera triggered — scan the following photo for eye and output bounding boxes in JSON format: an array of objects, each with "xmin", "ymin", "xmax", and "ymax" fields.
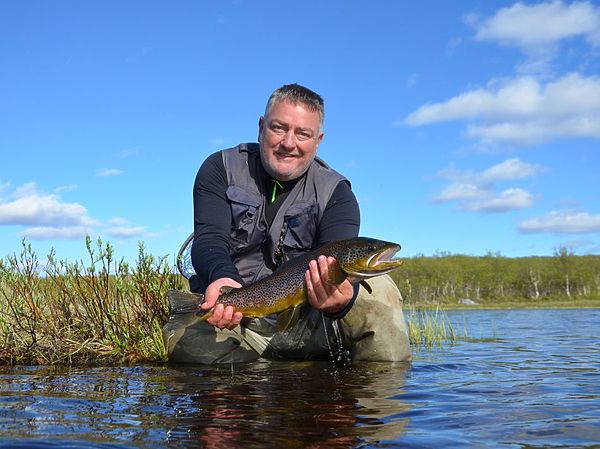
[
  {"xmin": 296, "ymin": 130, "xmax": 313, "ymax": 141},
  {"xmin": 269, "ymin": 123, "xmax": 286, "ymax": 134}
]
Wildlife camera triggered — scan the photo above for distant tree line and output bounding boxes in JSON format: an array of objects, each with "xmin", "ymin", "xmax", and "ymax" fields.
[{"xmin": 389, "ymin": 248, "xmax": 600, "ymax": 303}]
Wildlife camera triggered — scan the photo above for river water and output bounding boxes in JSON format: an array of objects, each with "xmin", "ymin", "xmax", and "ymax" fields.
[{"xmin": 1, "ymin": 308, "xmax": 599, "ymax": 448}]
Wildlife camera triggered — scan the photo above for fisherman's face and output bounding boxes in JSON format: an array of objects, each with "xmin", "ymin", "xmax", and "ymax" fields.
[{"xmin": 258, "ymin": 100, "xmax": 323, "ymax": 181}]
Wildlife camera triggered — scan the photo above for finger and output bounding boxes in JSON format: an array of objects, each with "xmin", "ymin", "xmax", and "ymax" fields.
[
  {"xmin": 207, "ymin": 303, "xmax": 224, "ymax": 325},
  {"xmin": 227, "ymin": 312, "xmax": 243, "ymax": 330},
  {"xmin": 305, "ymin": 269, "xmax": 316, "ymax": 304},
  {"xmin": 317, "ymin": 255, "xmax": 339, "ymax": 296},
  {"xmin": 317, "ymin": 255, "xmax": 330, "ymax": 283},
  {"xmin": 201, "ymin": 287, "xmax": 220, "ymax": 310},
  {"xmin": 309, "ymin": 259, "xmax": 328, "ymax": 302},
  {"xmin": 217, "ymin": 305, "xmax": 235, "ymax": 329},
  {"xmin": 201, "ymin": 296, "xmax": 215, "ymax": 310}
]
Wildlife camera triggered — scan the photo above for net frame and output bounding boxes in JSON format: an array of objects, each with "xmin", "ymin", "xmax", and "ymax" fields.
[{"xmin": 176, "ymin": 232, "xmax": 195, "ymax": 279}]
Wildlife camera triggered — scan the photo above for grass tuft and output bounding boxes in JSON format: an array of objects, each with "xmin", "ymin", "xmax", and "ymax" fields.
[
  {"xmin": 406, "ymin": 305, "xmax": 464, "ymax": 349},
  {"xmin": 0, "ymin": 237, "xmax": 184, "ymax": 365}
]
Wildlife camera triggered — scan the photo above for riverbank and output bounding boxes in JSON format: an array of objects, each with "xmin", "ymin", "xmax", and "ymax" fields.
[
  {"xmin": 2, "ymin": 238, "xmax": 599, "ymax": 365},
  {"xmin": 431, "ymin": 298, "xmax": 600, "ymax": 310}
]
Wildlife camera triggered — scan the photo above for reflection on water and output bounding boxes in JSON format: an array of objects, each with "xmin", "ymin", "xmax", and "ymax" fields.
[
  {"xmin": 172, "ymin": 362, "xmax": 410, "ymax": 449},
  {"xmin": 0, "ymin": 361, "xmax": 411, "ymax": 449},
  {"xmin": 1, "ymin": 308, "xmax": 599, "ymax": 448}
]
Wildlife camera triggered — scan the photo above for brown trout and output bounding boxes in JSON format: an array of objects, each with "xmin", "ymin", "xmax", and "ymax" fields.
[{"xmin": 167, "ymin": 237, "xmax": 402, "ymax": 320}]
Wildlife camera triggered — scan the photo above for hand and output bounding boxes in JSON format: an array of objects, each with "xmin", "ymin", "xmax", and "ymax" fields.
[
  {"xmin": 305, "ymin": 256, "xmax": 354, "ymax": 314},
  {"xmin": 201, "ymin": 277, "xmax": 244, "ymax": 330}
]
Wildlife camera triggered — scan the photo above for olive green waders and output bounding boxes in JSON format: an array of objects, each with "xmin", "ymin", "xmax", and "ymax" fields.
[{"xmin": 162, "ymin": 275, "xmax": 412, "ymax": 364}]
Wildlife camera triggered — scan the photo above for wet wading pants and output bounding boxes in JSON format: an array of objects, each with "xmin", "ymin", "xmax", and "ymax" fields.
[{"xmin": 162, "ymin": 275, "xmax": 412, "ymax": 364}]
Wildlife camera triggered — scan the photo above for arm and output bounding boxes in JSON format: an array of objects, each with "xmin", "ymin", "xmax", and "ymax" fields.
[
  {"xmin": 305, "ymin": 181, "xmax": 361, "ymax": 317},
  {"xmin": 191, "ymin": 152, "xmax": 244, "ymax": 329},
  {"xmin": 191, "ymin": 152, "xmax": 243, "ymax": 286}
]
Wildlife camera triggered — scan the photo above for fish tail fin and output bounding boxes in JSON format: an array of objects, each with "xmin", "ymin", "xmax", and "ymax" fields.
[{"xmin": 167, "ymin": 290, "xmax": 205, "ymax": 315}]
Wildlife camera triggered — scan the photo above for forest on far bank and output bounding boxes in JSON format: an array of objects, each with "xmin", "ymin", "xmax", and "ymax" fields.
[{"xmin": 389, "ymin": 248, "xmax": 600, "ymax": 305}]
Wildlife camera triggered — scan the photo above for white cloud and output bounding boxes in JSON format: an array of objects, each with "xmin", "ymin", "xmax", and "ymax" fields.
[
  {"xmin": 405, "ymin": 77, "xmax": 541, "ymax": 125},
  {"xmin": 434, "ymin": 158, "xmax": 541, "ymax": 213},
  {"xmin": 473, "ymin": 1, "xmax": 600, "ymax": 49},
  {"xmin": 96, "ymin": 168, "xmax": 124, "ymax": 177},
  {"xmin": 518, "ymin": 211, "xmax": 600, "ymax": 233},
  {"xmin": 104, "ymin": 216, "xmax": 146, "ymax": 238},
  {"xmin": 21, "ymin": 226, "xmax": 89, "ymax": 240},
  {"xmin": 107, "ymin": 216, "xmax": 129, "ymax": 226},
  {"xmin": 435, "ymin": 185, "xmax": 534, "ymax": 213},
  {"xmin": 435, "ymin": 183, "xmax": 487, "ymax": 202},
  {"xmin": 403, "ymin": 2, "xmax": 600, "ymax": 145},
  {"xmin": 480, "ymin": 158, "xmax": 544, "ymax": 183},
  {"xmin": 470, "ymin": 1, "xmax": 600, "ymax": 73},
  {"xmin": 469, "ymin": 188, "xmax": 534, "ymax": 212},
  {"xmin": 13, "ymin": 182, "xmax": 38, "ymax": 198},
  {"xmin": 436, "ymin": 158, "xmax": 542, "ymax": 184},
  {"xmin": 104, "ymin": 226, "xmax": 146, "ymax": 238},
  {"xmin": 404, "ymin": 73, "xmax": 600, "ymax": 145},
  {"xmin": 0, "ymin": 182, "xmax": 147, "ymax": 241},
  {"xmin": 0, "ymin": 183, "xmax": 94, "ymax": 227},
  {"xmin": 54, "ymin": 184, "xmax": 78, "ymax": 193}
]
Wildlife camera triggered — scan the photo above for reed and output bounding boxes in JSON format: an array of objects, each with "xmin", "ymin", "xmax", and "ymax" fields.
[
  {"xmin": 0, "ymin": 237, "xmax": 184, "ymax": 365},
  {"xmin": 406, "ymin": 305, "xmax": 464, "ymax": 349}
]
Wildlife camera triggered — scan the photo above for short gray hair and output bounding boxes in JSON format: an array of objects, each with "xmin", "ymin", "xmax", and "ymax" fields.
[{"xmin": 264, "ymin": 83, "xmax": 324, "ymax": 127}]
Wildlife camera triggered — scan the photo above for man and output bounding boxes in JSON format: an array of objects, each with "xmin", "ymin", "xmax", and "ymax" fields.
[{"xmin": 163, "ymin": 84, "xmax": 411, "ymax": 364}]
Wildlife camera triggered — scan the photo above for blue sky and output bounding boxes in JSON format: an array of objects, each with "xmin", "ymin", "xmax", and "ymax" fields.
[{"xmin": 1, "ymin": 1, "xmax": 599, "ymax": 265}]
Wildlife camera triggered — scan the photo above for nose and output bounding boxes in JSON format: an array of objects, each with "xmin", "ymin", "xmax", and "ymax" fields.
[{"xmin": 280, "ymin": 130, "xmax": 296, "ymax": 149}]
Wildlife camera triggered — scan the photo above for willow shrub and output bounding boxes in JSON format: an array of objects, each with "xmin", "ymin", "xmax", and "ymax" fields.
[{"xmin": 0, "ymin": 237, "xmax": 185, "ymax": 365}]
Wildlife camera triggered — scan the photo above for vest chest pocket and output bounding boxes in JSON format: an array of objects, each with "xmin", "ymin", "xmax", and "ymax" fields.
[
  {"xmin": 282, "ymin": 201, "xmax": 318, "ymax": 251},
  {"xmin": 226, "ymin": 185, "xmax": 264, "ymax": 250}
]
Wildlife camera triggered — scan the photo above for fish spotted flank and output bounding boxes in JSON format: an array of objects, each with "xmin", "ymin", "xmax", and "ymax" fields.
[{"xmin": 168, "ymin": 237, "xmax": 402, "ymax": 319}]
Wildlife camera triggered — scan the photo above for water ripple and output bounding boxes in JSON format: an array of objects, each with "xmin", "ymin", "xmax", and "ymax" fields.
[{"xmin": 0, "ymin": 309, "xmax": 599, "ymax": 448}]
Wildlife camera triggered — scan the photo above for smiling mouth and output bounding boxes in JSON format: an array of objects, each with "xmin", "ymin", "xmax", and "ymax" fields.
[{"xmin": 275, "ymin": 152, "xmax": 298, "ymax": 159}]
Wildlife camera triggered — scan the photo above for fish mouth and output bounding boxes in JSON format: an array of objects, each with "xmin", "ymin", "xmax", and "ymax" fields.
[
  {"xmin": 368, "ymin": 245, "xmax": 400, "ymax": 265},
  {"xmin": 345, "ymin": 244, "xmax": 403, "ymax": 279},
  {"xmin": 367, "ymin": 244, "xmax": 402, "ymax": 270}
]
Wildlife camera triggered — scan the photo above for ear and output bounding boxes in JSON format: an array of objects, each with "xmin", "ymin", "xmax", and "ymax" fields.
[
  {"xmin": 258, "ymin": 116, "xmax": 265, "ymax": 142},
  {"xmin": 315, "ymin": 130, "xmax": 324, "ymax": 149}
]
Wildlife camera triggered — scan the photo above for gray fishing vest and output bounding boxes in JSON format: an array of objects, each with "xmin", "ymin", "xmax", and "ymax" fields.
[{"xmin": 222, "ymin": 143, "xmax": 346, "ymax": 285}]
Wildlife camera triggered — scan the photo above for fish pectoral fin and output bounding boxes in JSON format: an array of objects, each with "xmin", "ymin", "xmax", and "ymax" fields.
[
  {"xmin": 276, "ymin": 305, "xmax": 303, "ymax": 333},
  {"xmin": 326, "ymin": 260, "xmax": 348, "ymax": 285},
  {"xmin": 167, "ymin": 290, "xmax": 204, "ymax": 314},
  {"xmin": 359, "ymin": 280, "xmax": 373, "ymax": 295}
]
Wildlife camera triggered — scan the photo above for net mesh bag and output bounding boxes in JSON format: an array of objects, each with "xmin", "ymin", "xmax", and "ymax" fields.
[{"xmin": 176, "ymin": 232, "xmax": 196, "ymax": 279}]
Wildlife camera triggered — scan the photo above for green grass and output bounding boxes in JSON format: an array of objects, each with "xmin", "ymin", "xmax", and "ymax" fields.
[
  {"xmin": 406, "ymin": 305, "xmax": 464, "ymax": 349},
  {"xmin": 0, "ymin": 237, "xmax": 184, "ymax": 365},
  {"xmin": 4, "ymin": 238, "xmax": 598, "ymax": 365}
]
